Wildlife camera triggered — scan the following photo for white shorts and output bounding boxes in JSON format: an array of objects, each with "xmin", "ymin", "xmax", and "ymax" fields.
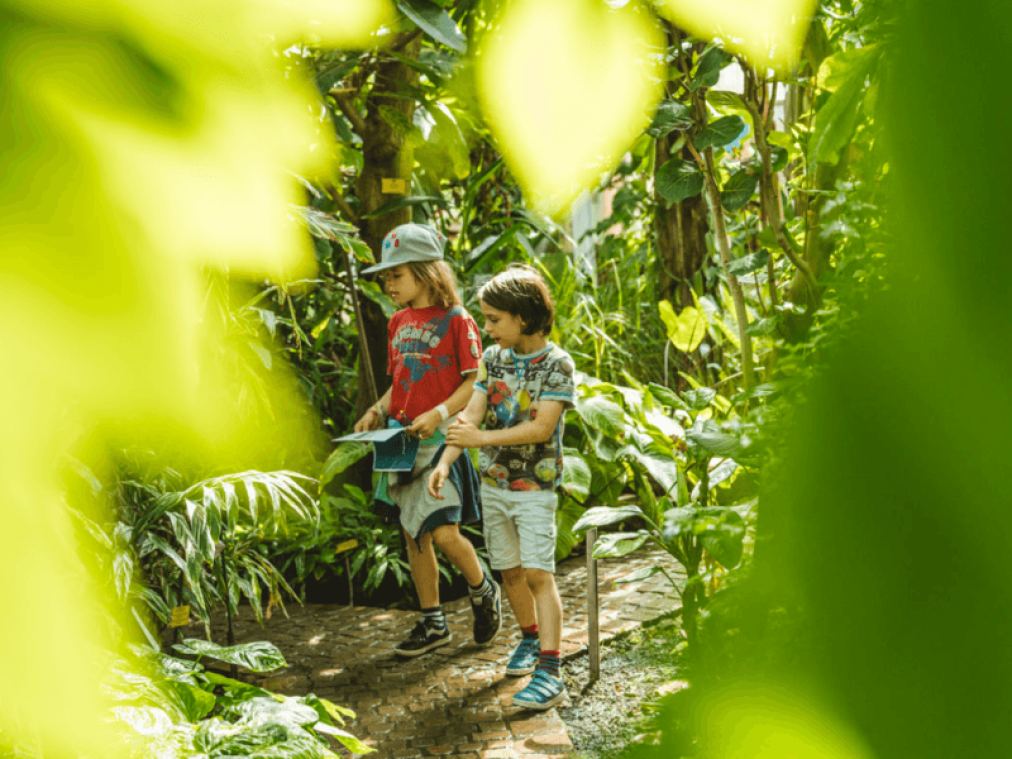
[{"xmin": 480, "ymin": 484, "xmax": 558, "ymax": 573}]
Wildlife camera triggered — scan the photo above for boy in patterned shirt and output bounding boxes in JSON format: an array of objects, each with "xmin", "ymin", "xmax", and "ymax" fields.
[{"xmin": 428, "ymin": 264, "xmax": 576, "ymax": 711}]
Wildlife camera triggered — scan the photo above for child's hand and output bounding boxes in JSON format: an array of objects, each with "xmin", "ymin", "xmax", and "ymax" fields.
[
  {"xmin": 354, "ymin": 410, "xmax": 380, "ymax": 433},
  {"xmin": 428, "ymin": 463, "xmax": 450, "ymax": 499},
  {"xmin": 446, "ymin": 417, "xmax": 484, "ymax": 449},
  {"xmin": 407, "ymin": 409, "xmax": 441, "ymax": 440}
]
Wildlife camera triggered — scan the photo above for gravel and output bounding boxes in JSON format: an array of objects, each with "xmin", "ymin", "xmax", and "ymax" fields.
[{"xmin": 558, "ymin": 616, "xmax": 686, "ymax": 759}]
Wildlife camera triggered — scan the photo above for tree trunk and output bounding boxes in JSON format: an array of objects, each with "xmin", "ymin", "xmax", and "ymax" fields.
[
  {"xmin": 355, "ymin": 38, "xmax": 422, "ymax": 410},
  {"xmin": 654, "ymin": 134, "xmax": 710, "ymax": 311}
]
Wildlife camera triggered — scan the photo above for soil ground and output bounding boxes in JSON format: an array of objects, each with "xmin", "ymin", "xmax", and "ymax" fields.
[{"xmin": 558, "ymin": 615, "xmax": 686, "ymax": 759}]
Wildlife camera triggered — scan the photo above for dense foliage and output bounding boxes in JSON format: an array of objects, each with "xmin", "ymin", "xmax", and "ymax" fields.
[{"xmin": 4, "ymin": 0, "xmax": 936, "ymax": 755}]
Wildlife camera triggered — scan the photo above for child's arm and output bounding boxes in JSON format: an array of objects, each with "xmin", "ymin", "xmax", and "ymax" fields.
[
  {"xmin": 427, "ymin": 390, "xmax": 488, "ymax": 499},
  {"xmin": 406, "ymin": 373, "xmax": 476, "ymax": 440},
  {"xmin": 353, "ymin": 387, "xmax": 392, "ymax": 432},
  {"xmin": 447, "ymin": 400, "xmax": 566, "ymax": 448}
]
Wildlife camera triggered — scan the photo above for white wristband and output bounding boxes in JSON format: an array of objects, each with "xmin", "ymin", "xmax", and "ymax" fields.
[{"xmin": 435, "ymin": 403, "xmax": 449, "ymax": 421}]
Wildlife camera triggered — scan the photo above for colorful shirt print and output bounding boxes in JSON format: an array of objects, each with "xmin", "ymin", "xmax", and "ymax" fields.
[
  {"xmin": 387, "ymin": 305, "xmax": 481, "ymax": 424},
  {"xmin": 473, "ymin": 343, "xmax": 576, "ymax": 491}
]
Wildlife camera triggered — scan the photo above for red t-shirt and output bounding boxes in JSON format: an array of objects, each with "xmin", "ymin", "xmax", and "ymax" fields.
[{"xmin": 387, "ymin": 305, "xmax": 482, "ymax": 424}]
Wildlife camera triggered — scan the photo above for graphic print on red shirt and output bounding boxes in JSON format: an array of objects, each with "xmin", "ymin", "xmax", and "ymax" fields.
[{"xmin": 387, "ymin": 305, "xmax": 482, "ymax": 424}]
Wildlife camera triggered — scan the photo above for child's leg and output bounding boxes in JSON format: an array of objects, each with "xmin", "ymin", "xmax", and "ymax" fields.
[
  {"xmin": 395, "ymin": 529, "xmax": 452, "ymax": 657},
  {"xmin": 432, "ymin": 523, "xmax": 502, "ymax": 646},
  {"xmin": 404, "ymin": 529, "xmax": 440, "ymax": 608},
  {"xmin": 430, "ymin": 524, "xmax": 484, "ymax": 586},
  {"xmin": 501, "ymin": 565, "xmax": 537, "ymax": 628},
  {"xmin": 525, "ymin": 568, "xmax": 562, "ymax": 651}
]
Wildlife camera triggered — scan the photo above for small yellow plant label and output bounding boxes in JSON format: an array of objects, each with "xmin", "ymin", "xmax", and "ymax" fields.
[
  {"xmin": 336, "ymin": 539, "xmax": 359, "ymax": 555},
  {"xmin": 381, "ymin": 178, "xmax": 406, "ymax": 194},
  {"xmin": 170, "ymin": 605, "xmax": 191, "ymax": 627}
]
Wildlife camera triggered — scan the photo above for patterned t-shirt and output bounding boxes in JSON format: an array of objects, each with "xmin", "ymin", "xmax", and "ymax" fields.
[
  {"xmin": 387, "ymin": 305, "xmax": 482, "ymax": 424},
  {"xmin": 473, "ymin": 343, "xmax": 576, "ymax": 491}
]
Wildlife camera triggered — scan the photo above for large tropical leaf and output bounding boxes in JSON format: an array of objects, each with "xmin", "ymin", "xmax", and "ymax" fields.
[
  {"xmin": 591, "ymin": 531, "xmax": 650, "ymax": 559},
  {"xmin": 397, "ymin": 0, "xmax": 467, "ymax": 52},
  {"xmin": 572, "ymin": 504, "xmax": 644, "ymax": 532},
  {"xmin": 173, "ymin": 639, "xmax": 287, "ymax": 673}
]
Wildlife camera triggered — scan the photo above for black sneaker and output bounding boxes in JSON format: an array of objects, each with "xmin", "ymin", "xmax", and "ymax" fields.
[
  {"xmin": 393, "ymin": 620, "xmax": 451, "ymax": 658},
  {"xmin": 471, "ymin": 578, "xmax": 502, "ymax": 646}
]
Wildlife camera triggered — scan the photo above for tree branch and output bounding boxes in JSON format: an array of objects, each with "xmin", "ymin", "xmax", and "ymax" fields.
[
  {"xmin": 741, "ymin": 69, "xmax": 819, "ymax": 296},
  {"xmin": 390, "ymin": 28, "xmax": 423, "ymax": 53},
  {"xmin": 332, "ymin": 187, "xmax": 360, "ymax": 228},
  {"xmin": 331, "ymin": 91, "xmax": 367, "ymax": 137}
]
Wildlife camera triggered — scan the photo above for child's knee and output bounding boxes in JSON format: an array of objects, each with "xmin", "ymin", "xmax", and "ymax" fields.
[
  {"xmin": 501, "ymin": 566, "xmax": 526, "ymax": 585},
  {"xmin": 526, "ymin": 567, "xmax": 555, "ymax": 593},
  {"xmin": 430, "ymin": 524, "xmax": 460, "ymax": 549}
]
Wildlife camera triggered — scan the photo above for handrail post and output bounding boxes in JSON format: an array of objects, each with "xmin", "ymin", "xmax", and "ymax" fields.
[{"xmin": 587, "ymin": 527, "xmax": 600, "ymax": 682}]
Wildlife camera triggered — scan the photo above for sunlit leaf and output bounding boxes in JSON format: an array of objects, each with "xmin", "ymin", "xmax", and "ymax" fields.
[
  {"xmin": 572, "ymin": 504, "xmax": 644, "ymax": 532},
  {"xmin": 476, "ymin": 0, "xmax": 663, "ymax": 215},
  {"xmin": 659, "ymin": 300, "xmax": 707, "ymax": 353},
  {"xmin": 173, "ymin": 639, "xmax": 287, "ymax": 673},
  {"xmin": 656, "ymin": 159, "xmax": 705, "ymax": 204},
  {"xmin": 655, "ymin": 0, "xmax": 818, "ymax": 68}
]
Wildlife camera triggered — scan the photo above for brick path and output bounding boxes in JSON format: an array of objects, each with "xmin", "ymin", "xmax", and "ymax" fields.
[{"xmin": 194, "ymin": 547, "xmax": 684, "ymax": 758}]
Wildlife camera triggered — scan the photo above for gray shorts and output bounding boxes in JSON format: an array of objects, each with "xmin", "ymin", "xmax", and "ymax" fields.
[{"xmin": 480, "ymin": 484, "xmax": 558, "ymax": 573}]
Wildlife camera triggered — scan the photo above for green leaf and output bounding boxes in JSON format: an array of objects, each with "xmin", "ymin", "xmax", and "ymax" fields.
[
  {"xmin": 554, "ymin": 497, "xmax": 585, "ymax": 562},
  {"xmin": 613, "ymin": 565, "xmax": 664, "ymax": 585},
  {"xmin": 769, "ymin": 145, "xmax": 789, "ymax": 172},
  {"xmin": 315, "ymin": 58, "xmax": 359, "ymax": 95},
  {"xmin": 320, "ymin": 443, "xmax": 371, "ymax": 487},
  {"xmin": 706, "ymin": 89, "xmax": 746, "ymax": 112},
  {"xmin": 809, "ymin": 45, "xmax": 881, "ymax": 165},
  {"xmin": 647, "ymin": 383, "xmax": 689, "ymax": 411},
  {"xmin": 574, "ymin": 395, "xmax": 627, "ymax": 439},
  {"xmin": 695, "ymin": 508, "xmax": 746, "ymax": 568},
  {"xmin": 690, "ymin": 46, "xmax": 733, "ymax": 91},
  {"xmin": 358, "ymin": 280, "xmax": 398, "ymax": 319},
  {"xmin": 720, "ymin": 168, "xmax": 759, "ymax": 212},
  {"xmin": 647, "ymin": 99, "xmax": 693, "ymax": 138},
  {"xmin": 619, "ymin": 445, "xmax": 679, "ymax": 496},
  {"xmin": 691, "ymin": 458, "xmax": 740, "ymax": 500},
  {"xmin": 304, "ymin": 693, "xmax": 355, "ymax": 727},
  {"xmin": 226, "ymin": 696, "xmax": 319, "ymax": 728},
  {"xmin": 398, "ymin": 0, "xmax": 467, "ymax": 53},
  {"xmin": 686, "ymin": 420, "xmax": 742, "ymax": 457},
  {"xmin": 173, "ymin": 639, "xmax": 287, "ymax": 673},
  {"xmin": 656, "ymin": 159, "xmax": 704, "ymax": 204},
  {"xmin": 361, "ymin": 195, "xmax": 444, "ymax": 220},
  {"xmin": 592, "ymin": 531, "xmax": 650, "ymax": 559},
  {"xmin": 682, "ymin": 387, "xmax": 716, "ymax": 411},
  {"xmin": 561, "ymin": 450, "xmax": 592, "ymax": 500},
  {"xmin": 745, "ymin": 316, "xmax": 782, "ymax": 336},
  {"xmin": 727, "ymin": 248, "xmax": 770, "ymax": 277},
  {"xmin": 112, "ymin": 706, "xmax": 174, "ymax": 737},
  {"xmin": 661, "ymin": 506, "xmax": 696, "ymax": 541},
  {"xmin": 163, "ymin": 680, "xmax": 216, "ymax": 722},
  {"xmin": 572, "ymin": 504, "xmax": 644, "ymax": 532},
  {"xmin": 314, "ymin": 721, "xmax": 376, "ymax": 755},
  {"xmin": 248, "ymin": 340, "xmax": 272, "ymax": 370},
  {"xmin": 658, "ymin": 300, "xmax": 706, "ymax": 353},
  {"xmin": 694, "ymin": 116, "xmax": 746, "ymax": 151}
]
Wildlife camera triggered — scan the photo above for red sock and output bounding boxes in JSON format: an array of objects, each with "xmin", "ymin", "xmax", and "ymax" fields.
[
  {"xmin": 521, "ymin": 624, "xmax": 539, "ymax": 639},
  {"xmin": 538, "ymin": 650, "xmax": 561, "ymax": 677}
]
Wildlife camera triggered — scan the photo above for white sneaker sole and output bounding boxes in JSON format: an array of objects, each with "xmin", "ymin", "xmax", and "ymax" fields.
[{"xmin": 512, "ymin": 689, "xmax": 565, "ymax": 710}]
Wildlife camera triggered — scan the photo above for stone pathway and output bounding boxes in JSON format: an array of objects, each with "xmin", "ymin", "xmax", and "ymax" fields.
[{"xmin": 190, "ymin": 548, "xmax": 684, "ymax": 758}]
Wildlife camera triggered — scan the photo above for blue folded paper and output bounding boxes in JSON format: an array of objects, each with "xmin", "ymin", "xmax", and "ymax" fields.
[{"xmin": 333, "ymin": 428, "xmax": 419, "ymax": 472}]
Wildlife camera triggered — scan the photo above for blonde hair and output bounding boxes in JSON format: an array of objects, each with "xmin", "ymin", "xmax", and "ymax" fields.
[{"xmin": 408, "ymin": 260, "xmax": 462, "ymax": 310}]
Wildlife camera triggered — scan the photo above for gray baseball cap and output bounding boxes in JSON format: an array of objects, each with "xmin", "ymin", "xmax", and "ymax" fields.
[{"xmin": 361, "ymin": 223, "xmax": 446, "ymax": 274}]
